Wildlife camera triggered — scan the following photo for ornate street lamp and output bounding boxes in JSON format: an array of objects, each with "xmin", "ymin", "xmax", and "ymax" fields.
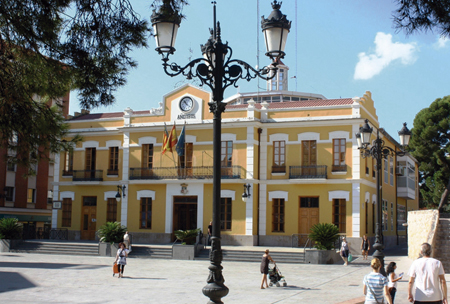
[
  {"xmin": 115, "ymin": 185, "xmax": 126, "ymax": 203},
  {"xmin": 242, "ymin": 184, "xmax": 251, "ymax": 203},
  {"xmin": 355, "ymin": 119, "xmax": 411, "ymax": 276},
  {"xmin": 151, "ymin": 1, "xmax": 290, "ymax": 303}
]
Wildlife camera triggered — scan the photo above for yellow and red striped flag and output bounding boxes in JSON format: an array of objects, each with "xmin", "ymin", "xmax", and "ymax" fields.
[
  {"xmin": 164, "ymin": 123, "xmax": 178, "ymax": 153},
  {"xmin": 162, "ymin": 124, "xmax": 170, "ymax": 154}
]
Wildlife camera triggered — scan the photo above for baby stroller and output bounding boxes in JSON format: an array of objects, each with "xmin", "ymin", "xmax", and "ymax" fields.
[{"xmin": 268, "ymin": 263, "xmax": 287, "ymax": 287}]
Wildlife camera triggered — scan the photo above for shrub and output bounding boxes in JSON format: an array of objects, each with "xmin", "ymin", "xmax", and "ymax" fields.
[
  {"xmin": 97, "ymin": 222, "xmax": 127, "ymax": 244},
  {"xmin": 0, "ymin": 218, "xmax": 23, "ymax": 239},
  {"xmin": 309, "ymin": 223, "xmax": 339, "ymax": 250},
  {"xmin": 174, "ymin": 228, "xmax": 201, "ymax": 245}
]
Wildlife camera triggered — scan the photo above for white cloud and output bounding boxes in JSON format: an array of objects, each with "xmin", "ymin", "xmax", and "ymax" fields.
[
  {"xmin": 354, "ymin": 32, "xmax": 417, "ymax": 80},
  {"xmin": 434, "ymin": 36, "xmax": 449, "ymax": 49}
]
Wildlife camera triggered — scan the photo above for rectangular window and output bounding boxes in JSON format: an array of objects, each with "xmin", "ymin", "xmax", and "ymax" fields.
[
  {"xmin": 142, "ymin": 144, "xmax": 153, "ymax": 168},
  {"xmin": 365, "ymin": 157, "xmax": 369, "ymax": 175},
  {"xmin": 140, "ymin": 197, "xmax": 152, "ymax": 229},
  {"xmin": 397, "ymin": 204, "xmax": 406, "ymax": 231},
  {"xmin": 221, "ymin": 141, "xmax": 233, "ymax": 167},
  {"xmin": 391, "ymin": 202, "xmax": 394, "ymax": 231},
  {"xmin": 372, "ymin": 158, "xmax": 376, "ymax": 178},
  {"xmin": 390, "ymin": 157, "xmax": 394, "ymax": 186},
  {"xmin": 382, "ymin": 200, "xmax": 388, "ymax": 231},
  {"xmin": 63, "ymin": 151, "xmax": 73, "ymax": 176},
  {"xmin": 27, "ymin": 188, "xmax": 35, "ymax": 203},
  {"xmin": 300, "ymin": 197, "xmax": 319, "ymax": 208},
  {"xmin": 108, "ymin": 147, "xmax": 119, "ymax": 175},
  {"xmin": 7, "ymin": 161, "xmax": 15, "ymax": 172},
  {"xmin": 178, "ymin": 143, "xmax": 193, "ymax": 168},
  {"xmin": 302, "ymin": 140, "xmax": 317, "ymax": 166},
  {"xmin": 62, "ymin": 198, "xmax": 72, "ymax": 227},
  {"xmin": 333, "ymin": 199, "xmax": 346, "ymax": 233},
  {"xmin": 85, "ymin": 148, "xmax": 96, "ymax": 171},
  {"xmin": 384, "ymin": 158, "xmax": 388, "ymax": 184},
  {"xmin": 332, "ymin": 139, "xmax": 346, "ymax": 171},
  {"xmin": 220, "ymin": 197, "xmax": 232, "ymax": 231},
  {"xmin": 272, "ymin": 140, "xmax": 286, "ymax": 172},
  {"xmin": 107, "ymin": 198, "xmax": 117, "ymax": 222},
  {"xmin": 272, "ymin": 198, "xmax": 285, "ymax": 232},
  {"xmin": 4, "ymin": 187, "xmax": 13, "ymax": 201}
]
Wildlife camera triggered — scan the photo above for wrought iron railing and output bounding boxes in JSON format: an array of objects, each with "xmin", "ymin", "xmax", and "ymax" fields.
[
  {"xmin": 332, "ymin": 165, "xmax": 347, "ymax": 172},
  {"xmin": 129, "ymin": 166, "xmax": 244, "ymax": 180},
  {"xmin": 72, "ymin": 170, "xmax": 103, "ymax": 181},
  {"xmin": 291, "ymin": 232, "xmax": 346, "ymax": 250},
  {"xmin": 49, "ymin": 228, "xmax": 69, "ymax": 240},
  {"xmin": 271, "ymin": 165, "xmax": 286, "ymax": 173},
  {"xmin": 107, "ymin": 169, "xmax": 119, "ymax": 175},
  {"xmin": 289, "ymin": 165, "xmax": 327, "ymax": 179},
  {"xmin": 62, "ymin": 170, "xmax": 73, "ymax": 177}
]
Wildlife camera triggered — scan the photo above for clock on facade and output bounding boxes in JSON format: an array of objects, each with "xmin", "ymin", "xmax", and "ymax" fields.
[{"xmin": 179, "ymin": 96, "xmax": 194, "ymax": 113}]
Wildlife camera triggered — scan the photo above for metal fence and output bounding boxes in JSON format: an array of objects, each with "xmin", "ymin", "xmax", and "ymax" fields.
[
  {"xmin": 129, "ymin": 166, "xmax": 244, "ymax": 180},
  {"xmin": 289, "ymin": 165, "xmax": 327, "ymax": 179}
]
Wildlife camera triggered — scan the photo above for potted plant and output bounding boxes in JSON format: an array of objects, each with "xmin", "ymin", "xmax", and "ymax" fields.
[
  {"xmin": 304, "ymin": 223, "xmax": 341, "ymax": 264},
  {"xmin": 97, "ymin": 222, "xmax": 127, "ymax": 257},
  {"xmin": 0, "ymin": 218, "xmax": 23, "ymax": 252},
  {"xmin": 173, "ymin": 228, "xmax": 202, "ymax": 260}
]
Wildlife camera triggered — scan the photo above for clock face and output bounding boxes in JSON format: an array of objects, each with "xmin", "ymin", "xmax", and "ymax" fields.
[{"xmin": 179, "ymin": 97, "xmax": 194, "ymax": 112}]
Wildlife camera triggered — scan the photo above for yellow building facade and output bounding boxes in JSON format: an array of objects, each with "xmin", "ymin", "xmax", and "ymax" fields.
[{"xmin": 52, "ymin": 67, "xmax": 419, "ymax": 249}]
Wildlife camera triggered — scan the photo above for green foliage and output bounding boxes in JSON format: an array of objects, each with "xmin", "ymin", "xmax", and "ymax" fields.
[
  {"xmin": 393, "ymin": 0, "xmax": 450, "ymax": 38},
  {"xmin": 409, "ymin": 96, "xmax": 450, "ymax": 210},
  {"xmin": 0, "ymin": 233, "xmax": 4, "ymax": 239},
  {"xmin": 309, "ymin": 223, "xmax": 339, "ymax": 250},
  {"xmin": 0, "ymin": 218, "xmax": 23, "ymax": 239},
  {"xmin": 97, "ymin": 222, "xmax": 127, "ymax": 244},
  {"xmin": 174, "ymin": 228, "xmax": 201, "ymax": 245}
]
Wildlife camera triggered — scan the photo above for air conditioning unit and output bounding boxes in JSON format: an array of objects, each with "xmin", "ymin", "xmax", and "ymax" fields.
[{"xmin": 396, "ymin": 167, "xmax": 404, "ymax": 175}]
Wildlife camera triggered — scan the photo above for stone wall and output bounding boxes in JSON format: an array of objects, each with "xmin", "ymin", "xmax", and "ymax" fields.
[
  {"xmin": 434, "ymin": 218, "xmax": 450, "ymax": 273},
  {"xmin": 407, "ymin": 210, "xmax": 439, "ymax": 259}
]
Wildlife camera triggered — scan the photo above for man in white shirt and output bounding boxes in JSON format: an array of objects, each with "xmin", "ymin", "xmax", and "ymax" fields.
[{"xmin": 408, "ymin": 243, "xmax": 447, "ymax": 304}]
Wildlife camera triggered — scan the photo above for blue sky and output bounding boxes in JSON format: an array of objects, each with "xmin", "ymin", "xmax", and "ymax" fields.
[{"xmin": 69, "ymin": 0, "xmax": 450, "ymax": 137}]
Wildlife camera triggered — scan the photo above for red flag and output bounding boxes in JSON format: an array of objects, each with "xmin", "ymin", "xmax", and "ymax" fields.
[
  {"xmin": 162, "ymin": 124, "xmax": 170, "ymax": 155},
  {"xmin": 164, "ymin": 124, "xmax": 178, "ymax": 153}
]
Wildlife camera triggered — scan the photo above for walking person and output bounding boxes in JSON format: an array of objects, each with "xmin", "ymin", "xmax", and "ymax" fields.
[
  {"xmin": 386, "ymin": 262, "xmax": 403, "ymax": 304},
  {"xmin": 207, "ymin": 221, "xmax": 212, "ymax": 246},
  {"xmin": 260, "ymin": 249, "xmax": 275, "ymax": 289},
  {"xmin": 361, "ymin": 234, "xmax": 371, "ymax": 260},
  {"xmin": 363, "ymin": 258, "xmax": 393, "ymax": 304},
  {"xmin": 407, "ymin": 242, "xmax": 447, "ymax": 304},
  {"xmin": 340, "ymin": 237, "xmax": 350, "ymax": 266},
  {"xmin": 114, "ymin": 242, "xmax": 128, "ymax": 278}
]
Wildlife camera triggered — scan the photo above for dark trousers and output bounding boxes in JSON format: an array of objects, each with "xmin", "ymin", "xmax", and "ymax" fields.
[
  {"xmin": 389, "ymin": 287, "xmax": 396, "ymax": 303},
  {"xmin": 119, "ymin": 264, "xmax": 125, "ymax": 273},
  {"xmin": 414, "ymin": 301, "xmax": 443, "ymax": 304}
]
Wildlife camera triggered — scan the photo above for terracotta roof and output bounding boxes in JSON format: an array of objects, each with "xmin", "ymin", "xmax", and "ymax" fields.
[
  {"xmin": 226, "ymin": 98, "xmax": 354, "ymax": 110},
  {"xmin": 68, "ymin": 110, "xmax": 150, "ymax": 121}
]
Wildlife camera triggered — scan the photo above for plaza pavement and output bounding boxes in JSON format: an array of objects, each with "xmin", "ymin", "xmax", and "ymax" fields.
[{"xmin": 1, "ymin": 244, "xmax": 447, "ymax": 304}]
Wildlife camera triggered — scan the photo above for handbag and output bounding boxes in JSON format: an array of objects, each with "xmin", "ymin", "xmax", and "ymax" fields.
[
  {"xmin": 365, "ymin": 278, "xmax": 382, "ymax": 304},
  {"xmin": 348, "ymin": 253, "xmax": 353, "ymax": 262},
  {"xmin": 113, "ymin": 263, "xmax": 119, "ymax": 275}
]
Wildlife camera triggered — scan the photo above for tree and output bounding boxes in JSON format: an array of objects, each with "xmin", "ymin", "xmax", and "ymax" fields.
[
  {"xmin": 409, "ymin": 96, "xmax": 450, "ymax": 212},
  {"xmin": 393, "ymin": 0, "xmax": 450, "ymax": 38}
]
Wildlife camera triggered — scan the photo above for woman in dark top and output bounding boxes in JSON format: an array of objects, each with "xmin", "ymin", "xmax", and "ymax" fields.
[
  {"xmin": 361, "ymin": 234, "xmax": 370, "ymax": 260},
  {"xmin": 260, "ymin": 249, "xmax": 274, "ymax": 289},
  {"xmin": 207, "ymin": 221, "xmax": 212, "ymax": 246}
]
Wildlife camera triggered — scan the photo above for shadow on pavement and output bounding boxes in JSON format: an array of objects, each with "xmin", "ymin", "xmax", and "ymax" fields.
[
  {"xmin": 279, "ymin": 286, "xmax": 319, "ymax": 291},
  {"xmin": 122, "ymin": 277, "xmax": 168, "ymax": 280},
  {"xmin": 0, "ymin": 261, "xmax": 105, "ymax": 270},
  {"xmin": 0, "ymin": 272, "xmax": 36, "ymax": 293}
]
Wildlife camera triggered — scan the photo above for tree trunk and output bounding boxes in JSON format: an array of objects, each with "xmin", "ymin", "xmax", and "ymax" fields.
[{"xmin": 438, "ymin": 178, "xmax": 450, "ymax": 212}]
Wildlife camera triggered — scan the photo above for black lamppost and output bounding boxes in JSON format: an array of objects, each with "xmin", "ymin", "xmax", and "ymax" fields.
[
  {"xmin": 355, "ymin": 119, "xmax": 411, "ymax": 276},
  {"xmin": 151, "ymin": 1, "xmax": 290, "ymax": 303},
  {"xmin": 115, "ymin": 185, "xmax": 126, "ymax": 203}
]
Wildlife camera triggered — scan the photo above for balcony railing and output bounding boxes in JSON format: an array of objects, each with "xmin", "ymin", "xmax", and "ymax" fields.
[
  {"xmin": 62, "ymin": 170, "xmax": 73, "ymax": 177},
  {"xmin": 289, "ymin": 165, "xmax": 327, "ymax": 179},
  {"xmin": 271, "ymin": 165, "xmax": 286, "ymax": 173},
  {"xmin": 72, "ymin": 170, "xmax": 103, "ymax": 181},
  {"xmin": 331, "ymin": 165, "xmax": 347, "ymax": 172},
  {"xmin": 107, "ymin": 169, "xmax": 119, "ymax": 175},
  {"xmin": 129, "ymin": 166, "xmax": 244, "ymax": 180}
]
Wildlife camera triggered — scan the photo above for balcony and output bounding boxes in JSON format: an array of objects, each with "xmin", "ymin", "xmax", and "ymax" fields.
[
  {"xmin": 62, "ymin": 170, "xmax": 73, "ymax": 177},
  {"xmin": 129, "ymin": 166, "xmax": 244, "ymax": 180},
  {"xmin": 72, "ymin": 170, "xmax": 104, "ymax": 182},
  {"xmin": 397, "ymin": 175, "xmax": 415, "ymax": 200},
  {"xmin": 331, "ymin": 165, "xmax": 347, "ymax": 173},
  {"xmin": 289, "ymin": 165, "xmax": 327, "ymax": 179},
  {"xmin": 271, "ymin": 165, "xmax": 286, "ymax": 174}
]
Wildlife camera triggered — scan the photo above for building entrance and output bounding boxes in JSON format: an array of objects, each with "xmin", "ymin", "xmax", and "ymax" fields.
[
  {"xmin": 173, "ymin": 196, "xmax": 197, "ymax": 241},
  {"xmin": 298, "ymin": 197, "xmax": 319, "ymax": 246},
  {"xmin": 81, "ymin": 197, "xmax": 97, "ymax": 240}
]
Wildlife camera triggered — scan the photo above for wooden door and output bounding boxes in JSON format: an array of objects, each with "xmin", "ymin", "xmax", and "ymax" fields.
[
  {"xmin": 85, "ymin": 148, "xmax": 96, "ymax": 178},
  {"xmin": 185, "ymin": 143, "xmax": 193, "ymax": 177},
  {"xmin": 298, "ymin": 197, "xmax": 319, "ymax": 246},
  {"xmin": 302, "ymin": 140, "xmax": 317, "ymax": 176},
  {"xmin": 172, "ymin": 196, "xmax": 197, "ymax": 241},
  {"xmin": 81, "ymin": 197, "xmax": 97, "ymax": 240}
]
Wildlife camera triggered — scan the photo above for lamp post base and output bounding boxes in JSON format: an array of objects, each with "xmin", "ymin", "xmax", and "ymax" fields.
[
  {"xmin": 202, "ymin": 237, "xmax": 229, "ymax": 303},
  {"xmin": 372, "ymin": 240, "xmax": 386, "ymax": 276}
]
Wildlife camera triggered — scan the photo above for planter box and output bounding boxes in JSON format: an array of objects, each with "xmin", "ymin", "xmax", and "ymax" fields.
[
  {"xmin": 304, "ymin": 249, "xmax": 341, "ymax": 264},
  {"xmin": 98, "ymin": 242, "xmax": 119, "ymax": 257},
  {"xmin": 172, "ymin": 244, "xmax": 202, "ymax": 260},
  {"xmin": 0, "ymin": 239, "xmax": 23, "ymax": 252}
]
